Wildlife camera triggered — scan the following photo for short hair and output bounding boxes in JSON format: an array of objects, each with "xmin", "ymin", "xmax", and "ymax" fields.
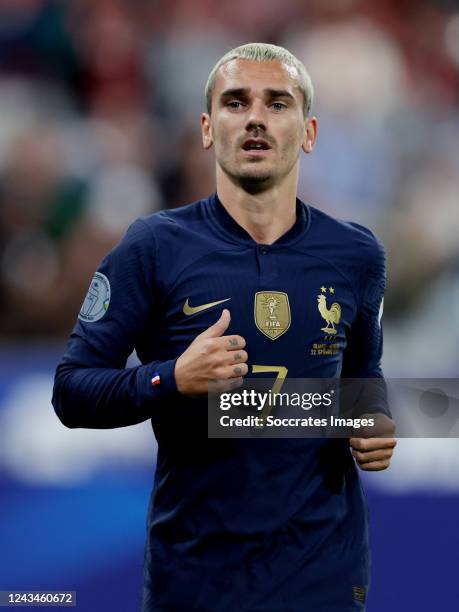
[{"xmin": 205, "ymin": 42, "xmax": 314, "ymax": 118}]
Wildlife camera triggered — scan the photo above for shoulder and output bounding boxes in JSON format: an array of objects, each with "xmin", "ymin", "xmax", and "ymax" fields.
[
  {"xmin": 308, "ymin": 204, "xmax": 383, "ymax": 250},
  {"xmin": 137, "ymin": 198, "xmax": 206, "ymax": 239},
  {"xmin": 308, "ymin": 204, "xmax": 385, "ymax": 261},
  {"xmin": 123, "ymin": 198, "xmax": 213, "ymax": 286},
  {"xmin": 110, "ymin": 199, "xmax": 206, "ymax": 260},
  {"xmin": 305, "ymin": 204, "xmax": 386, "ymax": 303}
]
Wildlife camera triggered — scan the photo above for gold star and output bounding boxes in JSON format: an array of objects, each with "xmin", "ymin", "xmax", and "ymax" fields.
[
  {"xmin": 321, "ymin": 286, "xmax": 327, "ymax": 293},
  {"xmin": 329, "ymin": 287, "xmax": 334, "ymax": 294}
]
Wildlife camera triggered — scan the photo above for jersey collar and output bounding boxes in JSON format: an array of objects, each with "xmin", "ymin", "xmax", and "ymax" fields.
[{"xmin": 206, "ymin": 192, "xmax": 311, "ymax": 247}]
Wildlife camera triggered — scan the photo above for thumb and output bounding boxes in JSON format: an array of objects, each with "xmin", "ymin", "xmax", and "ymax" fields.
[{"xmin": 198, "ymin": 308, "xmax": 231, "ymax": 339}]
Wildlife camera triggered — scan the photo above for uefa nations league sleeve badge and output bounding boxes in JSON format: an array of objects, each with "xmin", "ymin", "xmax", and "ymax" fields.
[{"xmin": 78, "ymin": 272, "xmax": 111, "ymax": 323}]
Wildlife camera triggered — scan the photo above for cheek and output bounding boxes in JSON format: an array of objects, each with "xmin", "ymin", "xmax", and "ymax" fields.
[
  {"xmin": 272, "ymin": 117, "xmax": 303, "ymax": 146},
  {"xmin": 279, "ymin": 129, "xmax": 304, "ymax": 158},
  {"xmin": 212, "ymin": 122, "xmax": 232, "ymax": 152}
]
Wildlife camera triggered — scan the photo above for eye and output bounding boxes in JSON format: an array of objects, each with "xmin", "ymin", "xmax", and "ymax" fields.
[
  {"xmin": 227, "ymin": 100, "xmax": 244, "ymax": 110},
  {"xmin": 271, "ymin": 102, "xmax": 287, "ymax": 112}
]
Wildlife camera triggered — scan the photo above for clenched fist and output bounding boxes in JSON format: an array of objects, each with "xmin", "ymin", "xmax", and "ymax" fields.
[
  {"xmin": 174, "ymin": 309, "xmax": 248, "ymax": 396},
  {"xmin": 350, "ymin": 413, "xmax": 397, "ymax": 471}
]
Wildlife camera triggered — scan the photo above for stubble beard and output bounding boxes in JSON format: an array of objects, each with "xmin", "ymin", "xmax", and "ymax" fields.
[
  {"xmin": 215, "ymin": 135, "xmax": 301, "ymax": 194},
  {"xmin": 217, "ymin": 149, "xmax": 277, "ymax": 194}
]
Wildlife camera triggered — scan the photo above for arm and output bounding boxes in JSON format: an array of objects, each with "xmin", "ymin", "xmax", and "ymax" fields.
[
  {"xmin": 52, "ymin": 219, "xmax": 249, "ymax": 430},
  {"xmin": 53, "ymin": 350, "xmax": 178, "ymax": 429},
  {"xmin": 52, "ymin": 219, "xmax": 178, "ymax": 429},
  {"xmin": 341, "ymin": 232, "xmax": 389, "ymax": 416},
  {"xmin": 342, "ymin": 232, "xmax": 397, "ymax": 470}
]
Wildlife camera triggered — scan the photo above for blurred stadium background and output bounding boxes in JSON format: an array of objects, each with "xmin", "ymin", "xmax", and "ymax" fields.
[{"xmin": 0, "ymin": 0, "xmax": 459, "ymax": 610}]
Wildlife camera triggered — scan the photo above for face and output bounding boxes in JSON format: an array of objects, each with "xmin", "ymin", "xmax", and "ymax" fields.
[{"xmin": 201, "ymin": 58, "xmax": 317, "ymax": 190}]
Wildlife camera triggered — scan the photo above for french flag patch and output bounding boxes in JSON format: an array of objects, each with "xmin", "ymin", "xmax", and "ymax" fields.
[{"xmin": 151, "ymin": 373, "xmax": 161, "ymax": 387}]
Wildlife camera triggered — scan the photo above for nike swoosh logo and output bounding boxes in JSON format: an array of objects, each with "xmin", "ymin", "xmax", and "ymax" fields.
[{"xmin": 183, "ymin": 298, "xmax": 231, "ymax": 316}]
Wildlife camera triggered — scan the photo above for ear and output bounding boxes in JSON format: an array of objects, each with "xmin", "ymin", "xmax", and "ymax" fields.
[
  {"xmin": 301, "ymin": 116, "xmax": 318, "ymax": 154},
  {"xmin": 201, "ymin": 113, "xmax": 213, "ymax": 150}
]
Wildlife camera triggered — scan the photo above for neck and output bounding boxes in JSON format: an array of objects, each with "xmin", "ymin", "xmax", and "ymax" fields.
[{"xmin": 216, "ymin": 166, "xmax": 299, "ymax": 245}]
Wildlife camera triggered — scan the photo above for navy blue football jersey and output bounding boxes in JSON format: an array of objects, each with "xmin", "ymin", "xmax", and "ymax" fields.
[{"xmin": 53, "ymin": 193, "xmax": 387, "ymax": 611}]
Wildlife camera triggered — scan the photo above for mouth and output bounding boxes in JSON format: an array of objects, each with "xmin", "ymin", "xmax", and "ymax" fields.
[{"xmin": 241, "ymin": 138, "xmax": 272, "ymax": 157}]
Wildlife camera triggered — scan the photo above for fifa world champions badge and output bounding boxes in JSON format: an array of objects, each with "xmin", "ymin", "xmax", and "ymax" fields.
[{"xmin": 254, "ymin": 291, "xmax": 291, "ymax": 340}]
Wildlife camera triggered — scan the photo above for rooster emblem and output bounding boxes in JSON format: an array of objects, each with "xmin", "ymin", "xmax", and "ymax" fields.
[{"xmin": 317, "ymin": 288, "xmax": 341, "ymax": 335}]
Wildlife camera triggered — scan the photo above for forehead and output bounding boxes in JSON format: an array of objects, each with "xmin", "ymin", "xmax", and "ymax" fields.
[{"xmin": 213, "ymin": 58, "xmax": 302, "ymax": 100}]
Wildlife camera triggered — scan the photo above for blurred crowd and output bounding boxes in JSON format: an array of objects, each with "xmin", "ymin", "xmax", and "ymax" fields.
[{"xmin": 0, "ymin": 0, "xmax": 458, "ymax": 374}]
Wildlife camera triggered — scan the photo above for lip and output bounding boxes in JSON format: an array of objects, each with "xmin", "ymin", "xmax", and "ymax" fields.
[
  {"xmin": 241, "ymin": 148, "xmax": 271, "ymax": 157},
  {"xmin": 241, "ymin": 138, "xmax": 272, "ymax": 152}
]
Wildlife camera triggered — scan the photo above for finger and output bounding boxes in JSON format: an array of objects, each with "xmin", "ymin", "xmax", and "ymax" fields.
[
  {"xmin": 350, "ymin": 437, "xmax": 397, "ymax": 452},
  {"xmin": 212, "ymin": 335, "xmax": 246, "ymax": 350},
  {"xmin": 230, "ymin": 363, "xmax": 249, "ymax": 377},
  {"xmin": 357, "ymin": 460, "xmax": 392, "ymax": 471},
  {"xmin": 227, "ymin": 350, "xmax": 248, "ymax": 365},
  {"xmin": 208, "ymin": 379, "xmax": 224, "ymax": 394},
  {"xmin": 226, "ymin": 335, "xmax": 246, "ymax": 350},
  {"xmin": 216, "ymin": 363, "xmax": 249, "ymax": 379},
  {"xmin": 352, "ymin": 448, "xmax": 394, "ymax": 463},
  {"xmin": 208, "ymin": 377, "xmax": 243, "ymax": 393},
  {"xmin": 198, "ymin": 309, "xmax": 231, "ymax": 340}
]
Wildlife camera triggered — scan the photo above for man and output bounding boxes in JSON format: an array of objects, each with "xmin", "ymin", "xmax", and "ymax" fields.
[{"xmin": 53, "ymin": 43, "xmax": 396, "ymax": 611}]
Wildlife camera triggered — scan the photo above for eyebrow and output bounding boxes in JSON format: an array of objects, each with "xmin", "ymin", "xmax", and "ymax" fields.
[{"xmin": 219, "ymin": 87, "xmax": 295, "ymax": 102}]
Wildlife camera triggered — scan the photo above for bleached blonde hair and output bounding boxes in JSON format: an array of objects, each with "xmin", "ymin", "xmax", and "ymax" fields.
[{"xmin": 205, "ymin": 42, "xmax": 314, "ymax": 117}]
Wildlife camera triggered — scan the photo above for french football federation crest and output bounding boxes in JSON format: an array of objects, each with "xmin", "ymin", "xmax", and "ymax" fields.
[
  {"xmin": 317, "ymin": 286, "xmax": 341, "ymax": 335},
  {"xmin": 254, "ymin": 291, "xmax": 291, "ymax": 340}
]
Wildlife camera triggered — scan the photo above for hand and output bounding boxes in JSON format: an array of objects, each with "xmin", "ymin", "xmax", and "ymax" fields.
[
  {"xmin": 350, "ymin": 413, "xmax": 397, "ymax": 471},
  {"xmin": 174, "ymin": 309, "xmax": 248, "ymax": 396}
]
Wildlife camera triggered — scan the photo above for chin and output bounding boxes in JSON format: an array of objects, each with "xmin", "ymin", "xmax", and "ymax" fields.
[
  {"xmin": 219, "ymin": 160, "xmax": 275, "ymax": 189},
  {"xmin": 237, "ymin": 172, "xmax": 275, "ymax": 193},
  {"xmin": 240, "ymin": 171, "xmax": 272, "ymax": 182},
  {"xmin": 237, "ymin": 164, "xmax": 274, "ymax": 183}
]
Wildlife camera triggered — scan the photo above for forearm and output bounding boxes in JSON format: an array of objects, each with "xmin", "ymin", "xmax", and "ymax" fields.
[{"xmin": 52, "ymin": 359, "xmax": 177, "ymax": 429}]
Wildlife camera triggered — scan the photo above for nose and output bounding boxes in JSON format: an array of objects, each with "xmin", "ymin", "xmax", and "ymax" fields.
[{"xmin": 245, "ymin": 99, "xmax": 267, "ymax": 132}]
